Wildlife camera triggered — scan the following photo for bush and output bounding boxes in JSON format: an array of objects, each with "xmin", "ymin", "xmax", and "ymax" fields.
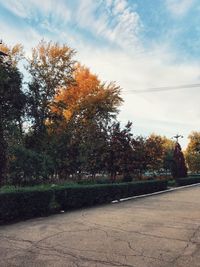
[
  {"xmin": 0, "ymin": 180, "xmax": 167, "ymax": 224},
  {"xmin": 123, "ymin": 173, "xmax": 133, "ymax": 182},
  {"xmin": 177, "ymin": 176, "xmax": 200, "ymax": 186}
]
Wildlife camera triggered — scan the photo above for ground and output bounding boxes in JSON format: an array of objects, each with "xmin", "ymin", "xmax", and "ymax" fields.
[{"xmin": 0, "ymin": 185, "xmax": 200, "ymax": 267}]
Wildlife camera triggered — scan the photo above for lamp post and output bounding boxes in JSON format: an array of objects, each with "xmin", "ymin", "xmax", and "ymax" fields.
[{"xmin": 172, "ymin": 134, "xmax": 183, "ymax": 143}]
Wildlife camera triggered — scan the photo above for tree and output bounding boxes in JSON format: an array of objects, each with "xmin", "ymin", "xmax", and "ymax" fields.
[
  {"xmin": 27, "ymin": 41, "xmax": 76, "ymax": 147},
  {"xmin": 8, "ymin": 145, "xmax": 54, "ymax": 186},
  {"xmin": 160, "ymin": 136, "xmax": 175, "ymax": 175},
  {"xmin": 53, "ymin": 64, "xmax": 123, "ymax": 127},
  {"xmin": 0, "ymin": 43, "xmax": 24, "ymax": 66},
  {"xmin": 172, "ymin": 142, "xmax": 187, "ymax": 179},
  {"xmin": 185, "ymin": 132, "xmax": 200, "ymax": 173},
  {"xmin": 0, "ymin": 54, "xmax": 26, "ymax": 185},
  {"xmin": 142, "ymin": 134, "xmax": 174, "ymax": 177},
  {"xmin": 131, "ymin": 136, "xmax": 147, "ymax": 177},
  {"xmin": 47, "ymin": 123, "xmax": 80, "ymax": 178},
  {"xmin": 50, "ymin": 65, "xmax": 123, "ymax": 179},
  {"xmin": 106, "ymin": 122, "xmax": 134, "ymax": 181},
  {"xmin": 145, "ymin": 134, "xmax": 165, "ymax": 173}
]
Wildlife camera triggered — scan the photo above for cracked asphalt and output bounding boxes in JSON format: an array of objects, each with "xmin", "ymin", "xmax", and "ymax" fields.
[{"xmin": 0, "ymin": 185, "xmax": 200, "ymax": 267}]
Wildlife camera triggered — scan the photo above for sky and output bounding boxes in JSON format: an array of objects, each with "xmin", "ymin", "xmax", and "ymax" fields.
[{"xmin": 1, "ymin": 0, "xmax": 200, "ymax": 148}]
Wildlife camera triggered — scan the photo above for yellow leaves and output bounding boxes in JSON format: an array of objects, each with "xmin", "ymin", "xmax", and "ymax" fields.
[
  {"xmin": 187, "ymin": 131, "xmax": 200, "ymax": 153},
  {"xmin": 63, "ymin": 109, "xmax": 72, "ymax": 120},
  {"xmin": 32, "ymin": 41, "xmax": 75, "ymax": 65},
  {"xmin": 28, "ymin": 40, "xmax": 76, "ymax": 91},
  {"xmin": 53, "ymin": 64, "xmax": 123, "ymax": 124},
  {"xmin": 0, "ymin": 43, "xmax": 24, "ymax": 65}
]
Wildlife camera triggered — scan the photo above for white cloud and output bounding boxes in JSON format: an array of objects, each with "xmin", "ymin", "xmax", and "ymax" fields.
[
  {"xmin": 1, "ymin": 0, "xmax": 71, "ymax": 26},
  {"xmin": 2, "ymin": 0, "xmax": 141, "ymax": 50},
  {"xmin": 76, "ymin": 42, "xmax": 200, "ymax": 148},
  {"xmin": 166, "ymin": 0, "xmax": 195, "ymax": 16},
  {"xmin": 75, "ymin": 0, "xmax": 142, "ymax": 50},
  {"xmin": 1, "ymin": 0, "xmax": 199, "ymax": 148},
  {"xmin": 113, "ymin": 0, "xmax": 128, "ymax": 14},
  {"xmin": 0, "ymin": 19, "xmax": 42, "ymax": 51}
]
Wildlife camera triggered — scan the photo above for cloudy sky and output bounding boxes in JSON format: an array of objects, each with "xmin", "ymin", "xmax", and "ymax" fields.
[{"xmin": 1, "ymin": 0, "xmax": 200, "ymax": 147}]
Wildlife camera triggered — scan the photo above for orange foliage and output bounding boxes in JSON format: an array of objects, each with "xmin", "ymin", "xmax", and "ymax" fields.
[{"xmin": 53, "ymin": 64, "xmax": 122, "ymax": 123}]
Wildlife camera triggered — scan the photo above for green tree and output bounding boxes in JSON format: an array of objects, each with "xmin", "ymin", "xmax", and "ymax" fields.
[
  {"xmin": 8, "ymin": 145, "xmax": 54, "ymax": 185},
  {"xmin": 106, "ymin": 122, "xmax": 134, "ymax": 181},
  {"xmin": 131, "ymin": 136, "xmax": 147, "ymax": 177},
  {"xmin": 0, "ymin": 55, "xmax": 25, "ymax": 185}
]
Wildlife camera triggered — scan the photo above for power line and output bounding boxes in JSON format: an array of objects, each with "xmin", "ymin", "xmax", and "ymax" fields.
[{"xmin": 123, "ymin": 83, "xmax": 200, "ymax": 94}]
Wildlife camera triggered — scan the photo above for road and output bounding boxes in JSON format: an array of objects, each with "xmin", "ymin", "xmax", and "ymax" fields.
[{"xmin": 0, "ymin": 185, "xmax": 200, "ymax": 267}]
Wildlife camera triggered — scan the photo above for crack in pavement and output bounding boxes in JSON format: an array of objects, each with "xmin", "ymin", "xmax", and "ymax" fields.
[
  {"xmin": 1, "ymin": 186, "xmax": 200, "ymax": 267},
  {"xmin": 1, "ymin": 232, "xmax": 135, "ymax": 267},
  {"xmin": 80, "ymin": 220, "xmax": 189, "ymax": 243},
  {"xmin": 168, "ymin": 225, "xmax": 200, "ymax": 266}
]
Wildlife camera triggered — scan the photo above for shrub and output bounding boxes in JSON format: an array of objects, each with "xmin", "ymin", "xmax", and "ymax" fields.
[
  {"xmin": 0, "ymin": 180, "xmax": 167, "ymax": 224},
  {"xmin": 177, "ymin": 176, "xmax": 200, "ymax": 186},
  {"xmin": 123, "ymin": 173, "xmax": 133, "ymax": 182}
]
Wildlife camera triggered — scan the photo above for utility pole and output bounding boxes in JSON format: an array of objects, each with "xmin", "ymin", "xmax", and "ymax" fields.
[{"xmin": 172, "ymin": 134, "xmax": 183, "ymax": 143}]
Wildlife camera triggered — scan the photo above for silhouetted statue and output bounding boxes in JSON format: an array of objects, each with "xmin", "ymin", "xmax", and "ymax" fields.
[{"xmin": 172, "ymin": 142, "xmax": 187, "ymax": 179}]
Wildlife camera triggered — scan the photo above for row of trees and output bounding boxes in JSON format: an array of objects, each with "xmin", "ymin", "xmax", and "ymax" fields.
[{"xmin": 0, "ymin": 41, "xmax": 191, "ymax": 186}]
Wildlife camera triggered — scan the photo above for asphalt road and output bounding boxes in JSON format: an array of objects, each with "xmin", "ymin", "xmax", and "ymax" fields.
[{"xmin": 0, "ymin": 185, "xmax": 200, "ymax": 267}]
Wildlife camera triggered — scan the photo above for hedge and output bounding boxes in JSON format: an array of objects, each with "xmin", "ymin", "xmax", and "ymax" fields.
[
  {"xmin": 0, "ymin": 180, "xmax": 167, "ymax": 224},
  {"xmin": 177, "ymin": 176, "xmax": 200, "ymax": 186}
]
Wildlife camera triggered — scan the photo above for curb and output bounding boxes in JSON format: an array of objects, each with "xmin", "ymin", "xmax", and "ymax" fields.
[{"xmin": 112, "ymin": 182, "xmax": 200, "ymax": 203}]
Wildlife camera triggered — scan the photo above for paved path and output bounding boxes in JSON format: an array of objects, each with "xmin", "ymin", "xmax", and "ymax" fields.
[{"xmin": 0, "ymin": 185, "xmax": 200, "ymax": 267}]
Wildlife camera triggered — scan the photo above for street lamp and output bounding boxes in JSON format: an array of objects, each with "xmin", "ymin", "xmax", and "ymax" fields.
[{"xmin": 172, "ymin": 134, "xmax": 183, "ymax": 143}]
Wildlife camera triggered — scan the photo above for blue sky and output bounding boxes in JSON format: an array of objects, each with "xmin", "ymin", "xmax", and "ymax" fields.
[{"xmin": 1, "ymin": 0, "xmax": 200, "ymax": 147}]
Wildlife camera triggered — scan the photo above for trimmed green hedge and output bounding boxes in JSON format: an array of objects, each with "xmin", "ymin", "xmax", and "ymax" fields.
[
  {"xmin": 177, "ymin": 176, "xmax": 200, "ymax": 186},
  {"xmin": 0, "ymin": 180, "xmax": 167, "ymax": 224}
]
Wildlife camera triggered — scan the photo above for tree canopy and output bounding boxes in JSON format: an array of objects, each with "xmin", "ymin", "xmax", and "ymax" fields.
[
  {"xmin": 0, "ymin": 40, "xmax": 192, "ymax": 186},
  {"xmin": 185, "ymin": 132, "xmax": 200, "ymax": 173}
]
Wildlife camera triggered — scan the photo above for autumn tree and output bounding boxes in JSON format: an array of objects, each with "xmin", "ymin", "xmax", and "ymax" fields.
[
  {"xmin": 142, "ymin": 134, "xmax": 175, "ymax": 176},
  {"xmin": 145, "ymin": 134, "xmax": 165, "ymax": 173},
  {"xmin": 53, "ymin": 64, "xmax": 122, "ymax": 126},
  {"xmin": 27, "ymin": 41, "xmax": 75, "ymax": 148},
  {"xmin": 0, "ymin": 43, "xmax": 24, "ymax": 66},
  {"xmin": 185, "ymin": 132, "xmax": 200, "ymax": 173},
  {"xmin": 51, "ymin": 65, "xmax": 123, "ymax": 179}
]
